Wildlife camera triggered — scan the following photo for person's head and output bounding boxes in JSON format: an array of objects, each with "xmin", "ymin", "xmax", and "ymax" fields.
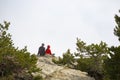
[
  {"xmin": 41, "ymin": 43, "xmax": 44, "ymax": 46},
  {"xmin": 47, "ymin": 45, "xmax": 50, "ymax": 48}
]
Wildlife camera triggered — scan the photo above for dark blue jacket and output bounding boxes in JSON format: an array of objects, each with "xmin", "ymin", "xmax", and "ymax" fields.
[{"xmin": 38, "ymin": 46, "xmax": 45, "ymax": 56}]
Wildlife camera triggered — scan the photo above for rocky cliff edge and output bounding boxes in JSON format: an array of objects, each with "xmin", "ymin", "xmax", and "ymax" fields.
[{"xmin": 34, "ymin": 55, "xmax": 95, "ymax": 80}]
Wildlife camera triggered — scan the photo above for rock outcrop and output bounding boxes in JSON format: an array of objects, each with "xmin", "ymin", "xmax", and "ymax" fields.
[{"xmin": 35, "ymin": 55, "xmax": 95, "ymax": 80}]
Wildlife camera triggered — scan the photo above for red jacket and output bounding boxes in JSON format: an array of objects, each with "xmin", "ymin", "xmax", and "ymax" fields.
[{"xmin": 45, "ymin": 45, "xmax": 52, "ymax": 55}]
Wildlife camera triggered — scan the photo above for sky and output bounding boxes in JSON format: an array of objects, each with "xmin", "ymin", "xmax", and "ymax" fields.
[{"xmin": 0, "ymin": 0, "xmax": 120, "ymax": 56}]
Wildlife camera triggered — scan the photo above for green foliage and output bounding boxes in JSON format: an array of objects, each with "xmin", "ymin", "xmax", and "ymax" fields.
[
  {"xmin": 105, "ymin": 46, "xmax": 120, "ymax": 80},
  {"xmin": 114, "ymin": 14, "xmax": 120, "ymax": 41},
  {"xmin": 76, "ymin": 38, "xmax": 109, "ymax": 58},
  {"xmin": 0, "ymin": 75, "xmax": 14, "ymax": 80},
  {"xmin": 75, "ymin": 57, "xmax": 93, "ymax": 72},
  {"xmin": 104, "ymin": 11, "xmax": 120, "ymax": 80},
  {"xmin": 0, "ymin": 21, "xmax": 40, "ymax": 79},
  {"xmin": 33, "ymin": 75, "xmax": 43, "ymax": 80},
  {"xmin": 62, "ymin": 49, "xmax": 74, "ymax": 66},
  {"xmin": 52, "ymin": 57, "xmax": 63, "ymax": 64},
  {"xmin": 75, "ymin": 38, "xmax": 109, "ymax": 80},
  {"xmin": 52, "ymin": 49, "xmax": 75, "ymax": 67}
]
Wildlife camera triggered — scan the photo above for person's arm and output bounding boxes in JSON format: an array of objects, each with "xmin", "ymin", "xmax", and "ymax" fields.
[{"xmin": 49, "ymin": 49, "xmax": 52, "ymax": 55}]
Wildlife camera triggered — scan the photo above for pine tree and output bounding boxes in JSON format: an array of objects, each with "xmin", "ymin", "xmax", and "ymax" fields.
[
  {"xmin": 114, "ymin": 12, "xmax": 120, "ymax": 40},
  {"xmin": 75, "ymin": 38, "xmax": 109, "ymax": 80},
  {"xmin": 104, "ymin": 11, "xmax": 120, "ymax": 80},
  {"xmin": 52, "ymin": 49, "xmax": 75, "ymax": 68},
  {"xmin": 0, "ymin": 21, "xmax": 40, "ymax": 80}
]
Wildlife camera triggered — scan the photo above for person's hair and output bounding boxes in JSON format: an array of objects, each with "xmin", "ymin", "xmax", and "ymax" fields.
[
  {"xmin": 42, "ymin": 43, "xmax": 44, "ymax": 46},
  {"xmin": 47, "ymin": 45, "xmax": 50, "ymax": 48}
]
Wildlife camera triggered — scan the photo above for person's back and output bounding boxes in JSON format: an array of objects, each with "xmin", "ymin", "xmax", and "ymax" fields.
[
  {"xmin": 38, "ymin": 43, "xmax": 45, "ymax": 56},
  {"xmin": 45, "ymin": 45, "xmax": 52, "ymax": 55}
]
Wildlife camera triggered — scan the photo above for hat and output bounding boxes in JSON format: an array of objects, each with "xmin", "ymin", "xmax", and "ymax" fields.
[{"xmin": 47, "ymin": 45, "xmax": 50, "ymax": 48}]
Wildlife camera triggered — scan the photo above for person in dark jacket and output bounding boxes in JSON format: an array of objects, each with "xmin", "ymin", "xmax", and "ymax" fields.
[
  {"xmin": 45, "ymin": 45, "xmax": 52, "ymax": 55},
  {"xmin": 38, "ymin": 43, "xmax": 45, "ymax": 56}
]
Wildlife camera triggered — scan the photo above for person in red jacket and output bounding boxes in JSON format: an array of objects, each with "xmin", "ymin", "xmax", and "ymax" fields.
[{"xmin": 45, "ymin": 45, "xmax": 52, "ymax": 55}]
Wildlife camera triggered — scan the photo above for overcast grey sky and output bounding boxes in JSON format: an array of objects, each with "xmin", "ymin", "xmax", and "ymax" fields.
[{"xmin": 0, "ymin": 0, "xmax": 120, "ymax": 56}]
